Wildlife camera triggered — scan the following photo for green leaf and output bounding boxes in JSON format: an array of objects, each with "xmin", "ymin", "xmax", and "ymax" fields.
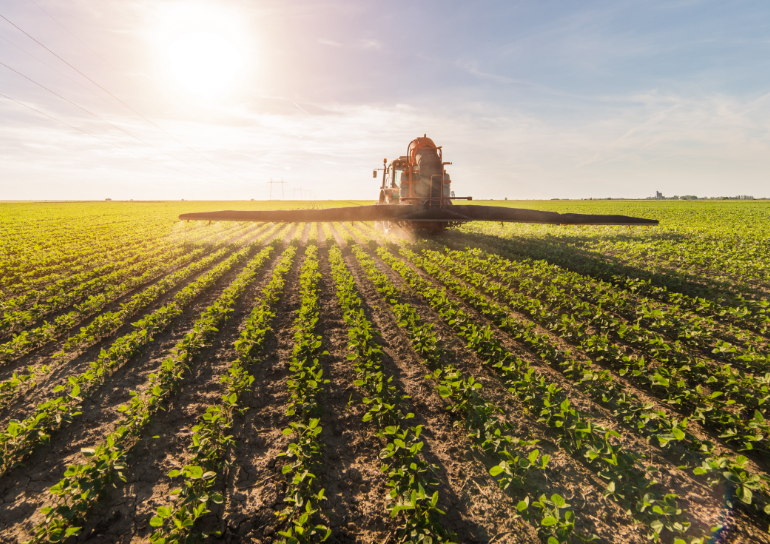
[
  {"xmin": 185, "ymin": 466, "xmax": 204, "ymax": 479},
  {"xmin": 528, "ymin": 449, "xmax": 540, "ymax": 465},
  {"xmin": 541, "ymin": 516, "xmax": 558, "ymax": 526},
  {"xmin": 738, "ymin": 487, "xmax": 753, "ymax": 504},
  {"xmin": 157, "ymin": 506, "xmax": 172, "ymax": 518}
]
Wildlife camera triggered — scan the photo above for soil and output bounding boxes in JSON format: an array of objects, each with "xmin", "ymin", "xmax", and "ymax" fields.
[{"xmin": 0, "ymin": 222, "xmax": 768, "ymax": 544}]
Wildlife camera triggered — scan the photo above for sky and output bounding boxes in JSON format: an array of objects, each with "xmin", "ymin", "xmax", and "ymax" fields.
[{"xmin": 1, "ymin": 0, "xmax": 769, "ymax": 200}]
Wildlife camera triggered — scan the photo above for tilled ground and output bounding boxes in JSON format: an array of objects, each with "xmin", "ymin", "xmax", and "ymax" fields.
[
  {"xmin": 340, "ymin": 223, "xmax": 770, "ymax": 544},
  {"xmin": 1, "ymin": 221, "xmax": 769, "ymax": 544},
  {"xmin": 0, "ymin": 225, "xmax": 285, "ymax": 542},
  {"xmin": 0, "ymin": 223, "xmax": 267, "ymax": 426}
]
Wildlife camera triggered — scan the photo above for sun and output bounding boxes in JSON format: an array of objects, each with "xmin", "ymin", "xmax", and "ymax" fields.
[
  {"xmin": 167, "ymin": 32, "xmax": 242, "ymax": 96},
  {"xmin": 156, "ymin": 3, "xmax": 246, "ymax": 97}
]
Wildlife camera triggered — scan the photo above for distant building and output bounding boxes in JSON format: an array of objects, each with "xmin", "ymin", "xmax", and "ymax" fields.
[{"xmin": 655, "ymin": 191, "xmax": 663, "ymax": 199}]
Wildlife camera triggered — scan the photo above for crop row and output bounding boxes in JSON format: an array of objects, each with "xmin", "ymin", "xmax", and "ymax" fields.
[
  {"xmin": 0, "ymin": 223, "xmax": 281, "ymax": 410},
  {"xmin": 0, "ymin": 228, "xmax": 281, "ymax": 480},
  {"xmin": 1, "ymin": 222, "xmax": 258, "ymax": 334},
  {"xmin": 523, "ymin": 224, "xmax": 770, "ymax": 290},
  {"xmin": 328, "ymin": 239, "xmax": 456, "ymax": 543},
  {"xmin": 0, "ymin": 244, "xmax": 204, "ymax": 366},
  {"xmin": 0, "ymin": 223, "xmax": 216, "ymax": 314},
  {"xmin": 273, "ymin": 238, "xmax": 333, "ymax": 543},
  {"xmin": 393, "ymin": 238, "xmax": 770, "ymax": 526},
  {"xmin": 459, "ymin": 223, "xmax": 769, "ymax": 336},
  {"xmin": 369, "ymin": 238, "xmax": 704, "ymax": 543},
  {"xmin": 150, "ymin": 238, "xmax": 300, "ymax": 543},
  {"xmin": 420, "ymin": 244, "xmax": 770, "ymax": 462},
  {"xmin": 0, "ymin": 223, "xmax": 261, "ymax": 369},
  {"xmin": 1, "ymin": 218, "xmax": 182, "ymax": 292},
  {"xmin": 1, "ymin": 218, "xmax": 202, "ymax": 299},
  {"xmin": 341, "ymin": 229, "xmax": 577, "ymax": 543},
  {"xmin": 22, "ymin": 230, "xmax": 281, "ymax": 543},
  {"xmin": 451, "ymin": 248, "xmax": 768, "ymax": 372},
  {"xmin": 53, "ymin": 222, "xmax": 270, "ymax": 362},
  {"xmin": 0, "ymin": 245, "xmax": 222, "ymax": 409},
  {"xmin": 418, "ymin": 246, "xmax": 770, "ymax": 454}
]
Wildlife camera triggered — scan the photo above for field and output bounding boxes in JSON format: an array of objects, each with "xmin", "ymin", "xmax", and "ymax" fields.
[{"xmin": 0, "ymin": 199, "xmax": 769, "ymax": 544}]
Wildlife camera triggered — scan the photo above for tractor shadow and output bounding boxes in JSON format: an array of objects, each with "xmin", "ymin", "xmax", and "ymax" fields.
[{"xmin": 440, "ymin": 228, "xmax": 766, "ymax": 306}]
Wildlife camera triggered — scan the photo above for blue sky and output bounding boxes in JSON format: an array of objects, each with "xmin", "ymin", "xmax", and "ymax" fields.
[{"xmin": 1, "ymin": 0, "xmax": 769, "ymax": 200}]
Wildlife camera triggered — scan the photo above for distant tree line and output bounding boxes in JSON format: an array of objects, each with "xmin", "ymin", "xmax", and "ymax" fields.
[{"xmin": 646, "ymin": 195, "xmax": 761, "ymax": 201}]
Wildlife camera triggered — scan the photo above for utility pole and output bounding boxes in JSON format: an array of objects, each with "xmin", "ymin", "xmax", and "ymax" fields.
[{"xmin": 268, "ymin": 178, "xmax": 287, "ymax": 200}]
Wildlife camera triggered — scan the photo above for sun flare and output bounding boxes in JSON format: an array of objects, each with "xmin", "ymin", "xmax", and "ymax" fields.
[
  {"xmin": 167, "ymin": 32, "xmax": 242, "ymax": 96},
  {"xmin": 157, "ymin": 3, "xmax": 246, "ymax": 97}
]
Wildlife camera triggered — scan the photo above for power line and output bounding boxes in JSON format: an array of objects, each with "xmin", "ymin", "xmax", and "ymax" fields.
[
  {"xmin": 6, "ymin": 8, "xmax": 252, "ymax": 184},
  {"xmin": 0, "ymin": 14, "xmax": 149, "ymax": 127},
  {"xmin": 0, "ymin": 59, "xmax": 214, "ymax": 183},
  {"xmin": 0, "ymin": 33, "xmax": 113, "ymax": 109},
  {"xmin": 0, "ymin": 92, "xmax": 207, "ymax": 179},
  {"xmin": 0, "ymin": 14, "xmax": 231, "ymax": 182},
  {"xmin": 25, "ymin": 0, "xmax": 123, "ymax": 74}
]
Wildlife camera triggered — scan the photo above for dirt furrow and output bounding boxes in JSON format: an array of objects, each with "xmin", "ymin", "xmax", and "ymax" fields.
[
  {"xmin": 68, "ymin": 233, "xmax": 298, "ymax": 543},
  {"xmin": 0, "ymin": 224, "xmax": 273, "ymax": 424},
  {"xmin": 376, "ymin": 229, "xmax": 768, "ymax": 543},
  {"xmin": 0, "ymin": 229, "xmax": 291, "ymax": 540},
  {"xmin": 0, "ymin": 223, "xmax": 264, "ymax": 387}
]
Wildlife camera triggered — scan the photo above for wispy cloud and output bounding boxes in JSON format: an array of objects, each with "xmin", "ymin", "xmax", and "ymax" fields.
[
  {"xmin": 318, "ymin": 38, "xmax": 342, "ymax": 47},
  {"xmin": 1, "ymin": 0, "xmax": 770, "ymax": 200},
  {"xmin": 360, "ymin": 39, "xmax": 381, "ymax": 50},
  {"xmin": 317, "ymin": 37, "xmax": 382, "ymax": 50}
]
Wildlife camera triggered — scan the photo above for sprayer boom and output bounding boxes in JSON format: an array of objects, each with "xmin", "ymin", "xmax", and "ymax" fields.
[
  {"xmin": 179, "ymin": 204, "xmax": 657, "ymax": 226},
  {"xmin": 179, "ymin": 135, "xmax": 658, "ymax": 232}
]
